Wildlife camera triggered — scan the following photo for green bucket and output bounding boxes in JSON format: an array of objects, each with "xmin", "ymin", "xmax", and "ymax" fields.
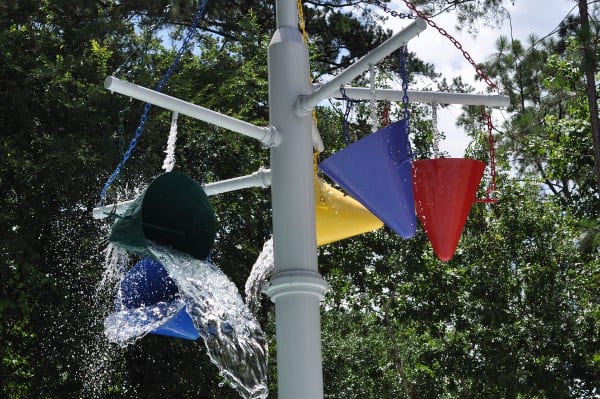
[{"xmin": 109, "ymin": 171, "xmax": 216, "ymax": 260}]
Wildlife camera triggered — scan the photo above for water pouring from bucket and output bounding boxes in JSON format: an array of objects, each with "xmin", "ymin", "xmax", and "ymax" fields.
[
  {"xmin": 103, "ymin": 171, "xmax": 269, "ymax": 398},
  {"xmin": 105, "ymin": 257, "xmax": 200, "ymax": 343}
]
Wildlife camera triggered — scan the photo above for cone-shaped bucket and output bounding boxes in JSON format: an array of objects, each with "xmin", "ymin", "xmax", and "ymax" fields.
[
  {"xmin": 315, "ymin": 177, "xmax": 383, "ymax": 246},
  {"xmin": 118, "ymin": 257, "xmax": 200, "ymax": 340},
  {"xmin": 319, "ymin": 120, "xmax": 416, "ymax": 238},
  {"xmin": 109, "ymin": 171, "xmax": 216, "ymax": 260},
  {"xmin": 412, "ymin": 158, "xmax": 485, "ymax": 261}
]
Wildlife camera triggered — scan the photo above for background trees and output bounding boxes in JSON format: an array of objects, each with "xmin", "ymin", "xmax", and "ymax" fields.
[{"xmin": 1, "ymin": 1, "xmax": 599, "ymax": 398}]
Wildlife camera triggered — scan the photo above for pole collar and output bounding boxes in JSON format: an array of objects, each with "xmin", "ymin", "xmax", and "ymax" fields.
[
  {"xmin": 263, "ymin": 271, "xmax": 329, "ymax": 301},
  {"xmin": 262, "ymin": 125, "xmax": 282, "ymax": 147}
]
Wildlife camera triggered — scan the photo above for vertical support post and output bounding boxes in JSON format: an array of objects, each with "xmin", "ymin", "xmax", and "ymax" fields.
[{"xmin": 264, "ymin": 0, "xmax": 329, "ymax": 398}]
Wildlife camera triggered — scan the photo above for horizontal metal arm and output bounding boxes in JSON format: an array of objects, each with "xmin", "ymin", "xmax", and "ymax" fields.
[
  {"xmin": 92, "ymin": 168, "xmax": 272, "ymax": 219},
  {"xmin": 339, "ymin": 87, "xmax": 510, "ymax": 107},
  {"xmin": 296, "ymin": 18, "xmax": 427, "ymax": 115},
  {"xmin": 104, "ymin": 77, "xmax": 281, "ymax": 147}
]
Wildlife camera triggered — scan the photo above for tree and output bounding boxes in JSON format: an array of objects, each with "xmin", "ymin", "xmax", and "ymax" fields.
[
  {"xmin": 3, "ymin": 0, "xmax": 599, "ymax": 397},
  {"xmin": 577, "ymin": 0, "xmax": 600, "ymax": 192},
  {"xmin": 0, "ymin": 0, "xmax": 397, "ymax": 397}
]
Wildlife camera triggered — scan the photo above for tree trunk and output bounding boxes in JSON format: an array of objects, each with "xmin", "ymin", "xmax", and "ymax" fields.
[{"xmin": 578, "ymin": 0, "xmax": 600, "ymax": 193}]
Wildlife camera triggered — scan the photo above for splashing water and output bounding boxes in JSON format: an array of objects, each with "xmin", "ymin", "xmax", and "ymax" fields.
[
  {"xmin": 149, "ymin": 244, "xmax": 268, "ymax": 398},
  {"xmin": 244, "ymin": 237, "xmax": 274, "ymax": 316},
  {"xmin": 104, "ymin": 242, "xmax": 268, "ymax": 399},
  {"xmin": 104, "ymin": 299, "xmax": 187, "ymax": 344},
  {"xmin": 99, "ymin": 243, "xmax": 129, "ymax": 289},
  {"xmin": 81, "ymin": 243, "xmax": 132, "ymax": 396}
]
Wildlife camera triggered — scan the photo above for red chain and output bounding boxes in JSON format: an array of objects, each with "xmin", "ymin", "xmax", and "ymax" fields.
[
  {"xmin": 399, "ymin": 0, "xmax": 500, "ymax": 202},
  {"xmin": 400, "ymin": 0, "xmax": 498, "ymax": 90},
  {"xmin": 475, "ymin": 107, "xmax": 499, "ymax": 203},
  {"xmin": 381, "ymin": 101, "xmax": 391, "ymax": 126}
]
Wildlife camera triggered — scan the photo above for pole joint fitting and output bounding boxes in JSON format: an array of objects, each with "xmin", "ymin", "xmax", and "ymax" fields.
[
  {"xmin": 263, "ymin": 271, "xmax": 329, "ymax": 302},
  {"xmin": 262, "ymin": 125, "xmax": 282, "ymax": 147}
]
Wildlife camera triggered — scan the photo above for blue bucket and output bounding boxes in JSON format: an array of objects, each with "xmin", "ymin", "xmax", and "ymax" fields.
[
  {"xmin": 117, "ymin": 257, "xmax": 200, "ymax": 340},
  {"xmin": 319, "ymin": 120, "xmax": 416, "ymax": 238}
]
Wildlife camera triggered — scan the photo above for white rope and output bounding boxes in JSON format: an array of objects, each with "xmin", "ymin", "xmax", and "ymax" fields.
[{"xmin": 162, "ymin": 111, "xmax": 178, "ymax": 172}]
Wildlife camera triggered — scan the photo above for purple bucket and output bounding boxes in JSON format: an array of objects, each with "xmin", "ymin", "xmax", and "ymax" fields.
[{"xmin": 319, "ymin": 120, "xmax": 416, "ymax": 238}]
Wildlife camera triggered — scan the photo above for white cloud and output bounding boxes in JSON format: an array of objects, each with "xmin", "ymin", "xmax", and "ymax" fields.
[{"xmin": 377, "ymin": 0, "xmax": 575, "ymax": 157}]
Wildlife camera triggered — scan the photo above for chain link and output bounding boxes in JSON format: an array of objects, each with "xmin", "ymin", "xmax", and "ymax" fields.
[
  {"xmin": 475, "ymin": 106, "xmax": 499, "ymax": 203},
  {"xmin": 375, "ymin": 0, "xmax": 501, "ymax": 202},
  {"xmin": 431, "ymin": 102, "xmax": 440, "ymax": 158},
  {"xmin": 99, "ymin": 0, "xmax": 210, "ymax": 205},
  {"xmin": 381, "ymin": 101, "xmax": 391, "ymax": 126},
  {"xmin": 339, "ymin": 87, "xmax": 355, "ymax": 146},
  {"xmin": 372, "ymin": 0, "xmax": 416, "ymax": 19},
  {"xmin": 399, "ymin": 0, "xmax": 498, "ymax": 91},
  {"xmin": 399, "ymin": 46, "xmax": 410, "ymax": 124},
  {"xmin": 297, "ymin": 0, "xmax": 309, "ymax": 44}
]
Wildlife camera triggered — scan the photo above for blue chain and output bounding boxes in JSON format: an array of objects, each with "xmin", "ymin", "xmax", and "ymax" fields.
[
  {"xmin": 399, "ymin": 45, "xmax": 413, "ymax": 157},
  {"xmin": 339, "ymin": 87, "xmax": 355, "ymax": 146},
  {"xmin": 399, "ymin": 46, "xmax": 410, "ymax": 130},
  {"xmin": 99, "ymin": 0, "xmax": 211, "ymax": 205}
]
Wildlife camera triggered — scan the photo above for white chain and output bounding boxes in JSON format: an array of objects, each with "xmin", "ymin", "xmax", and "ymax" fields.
[
  {"xmin": 369, "ymin": 63, "xmax": 377, "ymax": 132},
  {"xmin": 431, "ymin": 103, "xmax": 441, "ymax": 158}
]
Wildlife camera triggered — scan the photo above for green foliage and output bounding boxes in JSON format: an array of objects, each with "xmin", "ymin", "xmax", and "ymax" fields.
[
  {"xmin": 320, "ymin": 178, "xmax": 600, "ymax": 398},
  {"xmin": 409, "ymin": 0, "xmax": 509, "ymax": 33},
  {"xmin": 2, "ymin": 0, "xmax": 600, "ymax": 398}
]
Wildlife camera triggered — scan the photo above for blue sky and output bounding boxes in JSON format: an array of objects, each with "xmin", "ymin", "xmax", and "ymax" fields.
[{"xmin": 378, "ymin": 0, "xmax": 578, "ymax": 156}]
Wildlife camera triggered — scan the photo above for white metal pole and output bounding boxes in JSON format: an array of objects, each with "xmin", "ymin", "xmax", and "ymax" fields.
[
  {"xmin": 296, "ymin": 18, "xmax": 427, "ymax": 114},
  {"xmin": 92, "ymin": 169, "xmax": 272, "ymax": 219},
  {"xmin": 339, "ymin": 87, "xmax": 511, "ymax": 107},
  {"xmin": 104, "ymin": 76, "xmax": 281, "ymax": 147},
  {"xmin": 263, "ymin": 0, "xmax": 329, "ymax": 398}
]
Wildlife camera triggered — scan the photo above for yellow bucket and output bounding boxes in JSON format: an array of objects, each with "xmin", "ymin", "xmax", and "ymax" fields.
[{"xmin": 315, "ymin": 177, "xmax": 383, "ymax": 246}]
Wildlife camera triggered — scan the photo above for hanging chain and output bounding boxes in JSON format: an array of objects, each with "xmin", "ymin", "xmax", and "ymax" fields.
[
  {"xmin": 297, "ymin": 0, "xmax": 309, "ymax": 44},
  {"xmin": 99, "ymin": 0, "xmax": 211, "ymax": 205},
  {"xmin": 381, "ymin": 101, "xmax": 391, "ymax": 126},
  {"xmin": 398, "ymin": 0, "xmax": 498, "ymax": 91},
  {"xmin": 399, "ymin": 46, "xmax": 410, "ymax": 122},
  {"xmin": 339, "ymin": 87, "xmax": 355, "ymax": 146},
  {"xmin": 369, "ymin": 63, "xmax": 378, "ymax": 132},
  {"xmin": 431, "ymin": 102, "xmax": 440, "ymax": 158},
  {"xmin": 372, "ymin": 0, "xmax": 416, "ymax": 19},
  {"xmin": 376, "ymin": 0, "xmax": 501, "ymax": 202},
  {"xmin": 475, "ymin": 107, "xmax": 498, "ymax": 203}
]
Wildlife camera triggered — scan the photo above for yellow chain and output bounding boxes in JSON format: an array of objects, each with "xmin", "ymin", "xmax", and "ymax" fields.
[
  {"xmin": 297, "ymin": 0, "xmax": 309, "ymax": 44},
  {"xmin": 297, "ymin": 0, "xmax": 321, "ymax": 167}
]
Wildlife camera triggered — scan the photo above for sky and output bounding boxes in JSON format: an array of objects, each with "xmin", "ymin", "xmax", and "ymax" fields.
[{"xmin": 376, "ymin": 0, "xmax": 578, "ymax": 157}]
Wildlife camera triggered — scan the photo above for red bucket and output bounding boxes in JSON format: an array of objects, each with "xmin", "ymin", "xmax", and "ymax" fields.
[{"xmin": 412, "ymin": 158, "xmax": 485, "ymax": 261}]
